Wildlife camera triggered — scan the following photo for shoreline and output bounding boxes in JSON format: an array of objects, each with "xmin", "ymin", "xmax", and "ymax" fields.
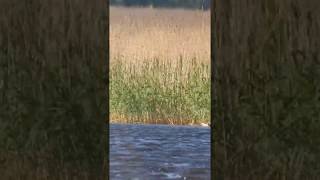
[{"xmin": 109, "ymin": 116, "xmax": 210, "ymax": 127}]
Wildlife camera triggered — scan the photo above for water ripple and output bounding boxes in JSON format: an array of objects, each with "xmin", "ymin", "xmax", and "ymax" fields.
[{"xmin": 110, "ymin": 123, "xmax": 211, "ymax": 180}]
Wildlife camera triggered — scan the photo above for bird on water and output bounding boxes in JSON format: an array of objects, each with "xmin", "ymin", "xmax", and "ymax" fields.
[{"xmin": 200, "ymin": 123, "xmax": 210, "ymax": 127}]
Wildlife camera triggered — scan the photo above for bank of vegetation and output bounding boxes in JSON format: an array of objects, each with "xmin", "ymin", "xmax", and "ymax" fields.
[
  {"xmin": 110, "ymin": 7, "xmax": 210, "ymax": 125},
  {"xmin": 0, "ymin": 0, "xmax": 108, "ymax": 179}
]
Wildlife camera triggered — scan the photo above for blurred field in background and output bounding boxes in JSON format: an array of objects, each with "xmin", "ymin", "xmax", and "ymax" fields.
[{"xmin": 110, "ymin": 7, "xmax": 210, "ymax": 125}]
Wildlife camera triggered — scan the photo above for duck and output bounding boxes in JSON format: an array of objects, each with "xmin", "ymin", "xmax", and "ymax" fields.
[{"xmin": 200, "ymin": 123, "xmax": 210, "ymax": 127}]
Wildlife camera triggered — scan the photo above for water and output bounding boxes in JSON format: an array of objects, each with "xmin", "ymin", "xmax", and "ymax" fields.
[{"xmin": 110, "ymin": 123, "xmax": 211, "ymax": 180}]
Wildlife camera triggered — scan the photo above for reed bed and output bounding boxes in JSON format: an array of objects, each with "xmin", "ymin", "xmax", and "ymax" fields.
[
  {"xmin": 212, "ymin": 0, "xmax": 320, "ymax": 179},
  {"xmin": 110, "ymin": 7, "xmax": 210, "ymax": 125},
  {"xmin": 0, "ymin": 0, "xmax": 108, "ymax": 179}
]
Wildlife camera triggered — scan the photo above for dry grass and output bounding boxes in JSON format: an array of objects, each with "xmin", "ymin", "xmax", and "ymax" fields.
[
  {"xmin": 110, "ymin": 6, "xmax": 210, "ymax": 65},
  {"xmin": 110, "ymin": 7, "xmax": 210, "ymax": 125}
]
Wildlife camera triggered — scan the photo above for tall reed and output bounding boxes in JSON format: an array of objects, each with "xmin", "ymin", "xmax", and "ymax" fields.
[
  {"xmin": 110, "ymin": 57, "xmax": 210, "ymax": 125},
  {"xmin": 0, "ymin": 0, "xmax": 108, "ymax": 179},
  {"xmin": 110, "ymin": 7, "xmax": 210, "ymax": 125}
]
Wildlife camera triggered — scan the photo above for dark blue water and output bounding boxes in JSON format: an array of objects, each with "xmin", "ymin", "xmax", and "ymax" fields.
[{"xmin": 110, "ymin": 123, "xmax": 211, "ymax": 180}]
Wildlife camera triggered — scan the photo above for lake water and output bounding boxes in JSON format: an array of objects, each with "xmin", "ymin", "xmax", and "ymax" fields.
[{"xmin": 110, "ymin": 123, "xmax": 211, "ymax": 180}]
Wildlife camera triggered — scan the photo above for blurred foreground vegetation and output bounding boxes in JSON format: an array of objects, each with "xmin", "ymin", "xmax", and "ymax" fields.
[
  {"xmin": 213, "ymin": 0, "xmax": 320, "ymax": 179},
  {"xmin": 0, "ymin": 0, "xmax": 108, "ymax": 179}
]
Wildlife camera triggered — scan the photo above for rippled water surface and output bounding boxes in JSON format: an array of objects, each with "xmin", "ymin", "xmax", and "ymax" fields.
[{"xmin": 110, "ymin": 123, "xmax": 210, "ymax": 180}]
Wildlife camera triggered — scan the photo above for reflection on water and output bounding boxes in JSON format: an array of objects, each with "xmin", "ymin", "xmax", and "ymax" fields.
[{"xmin": 110, "ymin": 123, "xmax": 210, "ymax": 180}]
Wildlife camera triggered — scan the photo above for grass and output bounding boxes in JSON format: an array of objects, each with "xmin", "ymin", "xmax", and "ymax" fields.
[
  {"xmin": 110, "ymin": 7, "xmax": 210, "ymax": 125},
  {"xmin": 212, "ymin": 0, "xmax": 320, "ymax": 179},
  {"xmin": 110, "ymin": 57, "xmax": 210, "ymax": 125},
  {"xmin": 0, "ymin": 0, "xmax": 108, "ymax": 179}
]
